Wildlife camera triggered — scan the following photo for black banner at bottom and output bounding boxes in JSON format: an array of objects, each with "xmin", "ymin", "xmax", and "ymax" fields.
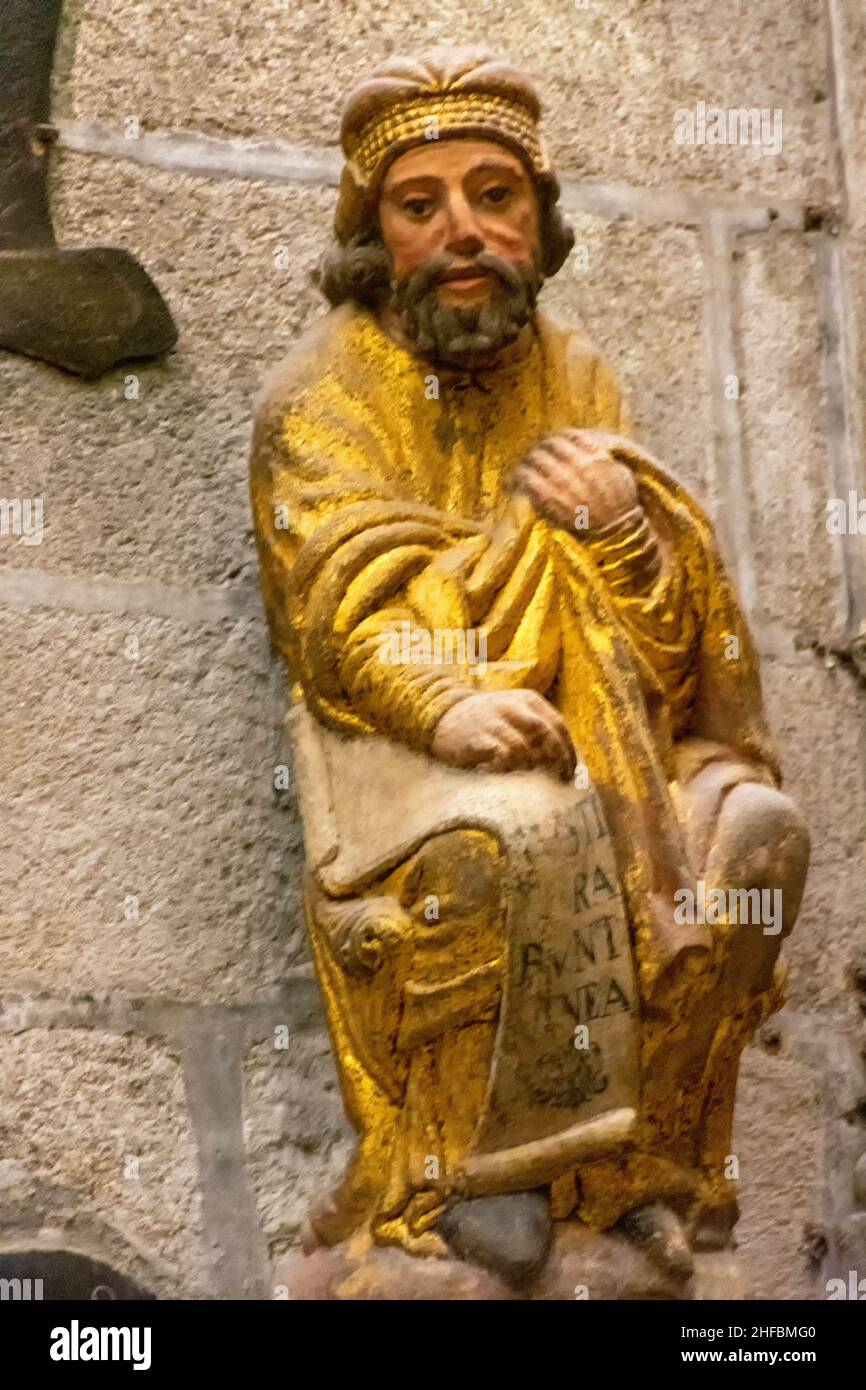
[{"xmin": 3, "ymin": 1295, "xmax": 861, "ymax": 1376}]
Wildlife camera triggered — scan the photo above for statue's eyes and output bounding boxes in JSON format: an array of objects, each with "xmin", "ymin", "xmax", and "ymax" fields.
[
  {"xmin": 481, "ymin": 185, "xmax": 511, "ymax": 205},
  {"xmin": 403, "ymin": 197, "xmax": 434, "ymax": 218}
]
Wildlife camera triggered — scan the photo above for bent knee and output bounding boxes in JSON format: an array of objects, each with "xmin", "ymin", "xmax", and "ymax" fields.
[
  {"xmin": 712, "ymin": 782, "xmax": 810, "ymax": 905},
  {"xmin": 722, "ymin": 783, "xmax": 809, "ymax": 855}
]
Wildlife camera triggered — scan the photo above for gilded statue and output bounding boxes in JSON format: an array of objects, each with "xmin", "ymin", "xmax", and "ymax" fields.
[{"xmin": 249, "ymin": 48, "xmax": 810, "ymax": 1299}]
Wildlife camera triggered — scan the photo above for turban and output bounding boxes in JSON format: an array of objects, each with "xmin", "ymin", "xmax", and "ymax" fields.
[{"xmin": 334, "ymin": 47, "xmax": 553, "ymax": 244}]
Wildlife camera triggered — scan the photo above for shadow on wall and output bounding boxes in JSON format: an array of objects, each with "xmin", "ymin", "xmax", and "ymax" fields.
[{"xmin": 0, "ymin": 1249, "xmax": 156, "ymax": 1300}]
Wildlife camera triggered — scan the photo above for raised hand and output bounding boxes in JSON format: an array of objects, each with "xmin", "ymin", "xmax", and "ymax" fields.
[{"xmin": 512, "ymin": 428, "xmax": 639, "ymax": 535}]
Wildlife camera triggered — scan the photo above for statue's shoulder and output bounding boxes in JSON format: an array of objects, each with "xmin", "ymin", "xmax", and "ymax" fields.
[
  {"xmin": 252, "ymin": 303, "xmax": 371, "ymax": 424},
  {"xmin": 536, "ymin": 313, "xmax": 628, "ymax": 432},
  {"xmin": 536, "ymin": 314, "xmax": 702, "ymax": 512},
  {"xmin": 536, "ymin": 312, "xmax": 613, "ymax": 382}
]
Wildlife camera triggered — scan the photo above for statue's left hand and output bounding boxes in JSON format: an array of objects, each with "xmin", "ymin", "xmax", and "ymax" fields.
[{"xmin": 512, "ymin": 429, "xmax": 639, "ymax": 535}]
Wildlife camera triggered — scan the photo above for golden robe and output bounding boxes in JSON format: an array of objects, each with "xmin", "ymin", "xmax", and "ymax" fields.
[{"xmin": 249, "ymin": 302, "xmax": 781, "ymax": 1243}]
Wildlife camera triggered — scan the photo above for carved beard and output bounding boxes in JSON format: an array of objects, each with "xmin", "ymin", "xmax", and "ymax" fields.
[{"xmin": 390, "ymin": 250, "xmax": 543, "ymax": 369}]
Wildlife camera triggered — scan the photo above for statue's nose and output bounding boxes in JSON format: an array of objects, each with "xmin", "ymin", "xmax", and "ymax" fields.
[{"xmin": 443, "ymin": 196, "xmax": 484, "ymax": 256}]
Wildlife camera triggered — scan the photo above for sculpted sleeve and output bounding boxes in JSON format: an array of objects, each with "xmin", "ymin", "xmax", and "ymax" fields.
[
  {"xmin": 556, "ymin": 329, "xmax": 779, "ymax": 783},
  {"xmin": 248, "ymin": 316, "xmax": 481, "ymax": 750},
  {"xmin": 618, "ymin": 443, "xmax": 781, "ymax": 783}
]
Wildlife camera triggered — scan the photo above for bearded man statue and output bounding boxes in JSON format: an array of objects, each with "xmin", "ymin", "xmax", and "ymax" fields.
[{"xmin": 249, "ymin": 47, "xmax": 810, "ymax": 1300}]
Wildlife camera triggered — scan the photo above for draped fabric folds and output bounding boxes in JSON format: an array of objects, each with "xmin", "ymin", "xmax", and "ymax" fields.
[{"xmin": 250, "ymin": 303, "xmax": 778, "ymax": 1003}]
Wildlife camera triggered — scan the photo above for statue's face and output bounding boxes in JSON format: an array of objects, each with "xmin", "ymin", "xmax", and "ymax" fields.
[{"xmin": 379, "ymin": 138, "xmax": 540, "ymax": 306}]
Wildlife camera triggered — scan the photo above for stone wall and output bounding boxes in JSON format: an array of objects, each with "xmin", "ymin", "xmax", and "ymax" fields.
[{"xmin": 1, "ymin": 0, "xmax": 864, "ymax": 1299}]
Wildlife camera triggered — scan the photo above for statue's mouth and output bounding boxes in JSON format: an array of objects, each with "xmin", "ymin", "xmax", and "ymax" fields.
[
  {"xmin": 439, "ymin": 268, "xmax": 494, "ymax": 296},
  {"xmin": 439, "ymin": 266, "xmax": 492, "ymax": 288}
]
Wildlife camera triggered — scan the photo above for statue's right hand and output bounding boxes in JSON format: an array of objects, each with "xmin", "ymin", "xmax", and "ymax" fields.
[
  {"xmin": 431, "ymin": 690, "xmax": 576, "ymax": 780},
  {"xmin": 512, "ymin": 430, "xmax": 639, "ymax": 535}
]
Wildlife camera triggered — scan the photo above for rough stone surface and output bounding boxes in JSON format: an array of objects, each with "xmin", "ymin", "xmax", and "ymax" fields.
[
  {"xmin": 56, "ymin": 0, "xmax": 832, "ymax": 202},
  {"xmin": 273, "ymin": 1223, "xmax": 744, "ymax": 1300},
  {"xmin": 0, "ymin": 1028, "xmax": 205, "ymax": 1295},
  {"xmin": 736, "ymin": 233, "xmax": 846, "ymax": 635},
  {"xmin": 841, "ymin": 0, "xmax": 866, "ymax": 212},
  {"xmin": 0, "ymin": 153, "xmax": 330, "ymax": 588},
  {"xmin": 0, "ymin": 247, "xmax": 177, "ymax": 377},
  {"xmin": 0, "ymin": 0, "xmax": 860, "ymax": 1302},
  {"xmin": 541, "ymin": 217, "xmax": 713, "ymax": 507},
  {"xmin": 0, "ymin": 606, "xmax": 305, "ymax": 1001},
  {"xmin": 734, "ymin": 1038, "xmax": 824, "ymax": 1301},
  {"xmin": 761, "ymin": 653, "xmax": 866, "ymax": 1019},
  {"xmin": 242, "ymin": 1028, "xmax": 353, "ymax": 1271},
  {"xmin": 836, "ymin": 0, "xmax": 866, "ymax": 558}
]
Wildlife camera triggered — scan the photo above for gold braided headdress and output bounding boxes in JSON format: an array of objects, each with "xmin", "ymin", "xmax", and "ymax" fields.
[{"xmin": 335, "ymin": 47, "xmax": 551, "ymax": 243}]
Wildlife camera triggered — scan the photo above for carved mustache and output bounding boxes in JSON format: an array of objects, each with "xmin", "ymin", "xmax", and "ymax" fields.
[{"xmin": 394, "ymin": 251, "xmax": 528, "ymax": 307}]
